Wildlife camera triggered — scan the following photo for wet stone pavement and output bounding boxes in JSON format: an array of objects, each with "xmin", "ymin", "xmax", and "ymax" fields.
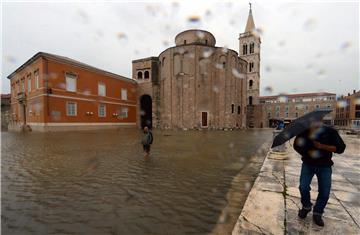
[
  {"xmin": 233, "ymin": 135, "xmax": 360, "ymax": 235},
  {"xmin": 1, "ymin": 129, "xmax": 272, "ymax": 235}
]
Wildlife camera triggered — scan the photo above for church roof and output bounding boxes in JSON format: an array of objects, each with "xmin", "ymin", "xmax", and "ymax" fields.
[{"xmin": 244, "ymin": 6, "xmax": 255, "ymax": 33}]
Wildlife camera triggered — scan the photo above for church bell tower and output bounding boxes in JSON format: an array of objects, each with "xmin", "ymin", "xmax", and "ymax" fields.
[
  {"xmin": 239, "ymin": 3, "xmax": 261, "ymax": 127},
  {"xmin": 239, "ymin": 3, "xmax": 261, "ymax": 105}
]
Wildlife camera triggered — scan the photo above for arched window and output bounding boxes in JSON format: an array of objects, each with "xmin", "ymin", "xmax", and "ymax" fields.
[
  {"xmin": 231, "ymin": 104, "xmax": 235, "ymax": 113},
  {"xmin": 137, "ymin": 71, "xmax": 143, "ymax": 79},
  {"xmin": 249, "ymin": 62, "xmax": 254, "ymax": 72},
  {"xmin": 237, "ymin": 106, "xmax": 241, "ymax": 114},
  {"xmin": 144, "ymin": 71, "xmax": 150, "ymax": 79},
  {"xmin": 162, "ymin": 57, "xmax": 166, "ymax": 67},
  {"xmin": 242, "ymin": 44, "xmax": 248, "ymax": 55},
  {"xmin": 249, "ymin": 96, "xmax": 253, "ymax": 105},
  {"xmin": 250, "ymin": 42, "xmax": 255, "ymax": 53},
  {"xmin": 249, "ymin": 79, "xmax": 253, "ymax": 88}
]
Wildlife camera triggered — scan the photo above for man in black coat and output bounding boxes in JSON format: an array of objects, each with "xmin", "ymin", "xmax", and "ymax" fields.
[{"xmin": 293, "ymin": 120, "xmax": 346, "ymax": 227}]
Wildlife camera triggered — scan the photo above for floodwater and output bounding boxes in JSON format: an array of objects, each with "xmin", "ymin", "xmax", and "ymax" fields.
[{"xmin": 2, "ymin": 129, "xmax": 271, "ymax": 235}]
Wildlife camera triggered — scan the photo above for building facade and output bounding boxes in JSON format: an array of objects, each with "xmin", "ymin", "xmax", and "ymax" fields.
[
  {"xmin": 132, "ymin": 8, "xmax": 259, "ymax": 129},
  {"xmin": 335, "ymin": 90, "xmax": 360, "ymax": 129},
  {"xmin": 1, "ymin": 94, "xmax": 11, "ymax": 131},
  {"xmin": 254, "ymin": 92, "xmax": 336, "ymax": 128},
  {"xmin": 8, "ymin": 52, "xmax": 137, "ymax": 131},
  {"xmin": 133, "ymin": 30, "xmax": 248, "ymax": 129}
]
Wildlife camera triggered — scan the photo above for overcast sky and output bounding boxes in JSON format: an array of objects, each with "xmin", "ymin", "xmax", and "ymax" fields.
[{"xmin": 1, "ymin": 0, "xmax": 359, "ymax": 96}]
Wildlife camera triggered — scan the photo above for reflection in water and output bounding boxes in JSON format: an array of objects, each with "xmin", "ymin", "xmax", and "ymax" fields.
[{"xmin": 2, "ymin": 129, "xmax": 271, "ymax": 234}]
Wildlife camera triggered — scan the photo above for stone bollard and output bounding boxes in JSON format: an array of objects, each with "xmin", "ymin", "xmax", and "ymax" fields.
[{"xmin": 269, "ymin": 130, "xmax": 288, "ymax": 160}]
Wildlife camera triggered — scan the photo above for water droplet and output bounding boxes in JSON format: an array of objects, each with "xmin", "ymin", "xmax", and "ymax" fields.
[
  {"xmin": 202, "ymin": 48, "xmax": 213, "ymax": 58},
  {"xmin": 265, "ymin": 66, "xmax": 271, "ymax": 72},
  {"xmin": 163, "ymin": 40, "xmax": 169, "ymax": 47},
  {"xmin": 303, "ymin": 18, "xmax": 317, "ymax": 31},
  {"xmin": 185, "ymin": 53, "xmax": 195, "ymax": 59},
  {"xmin": 188, "ymin": 15, "xmax": 201, "ymax": 23},
  {"xmin": 340, "ymin": 41, "xmax": 352, "ymax": 50},
  {"xmin": 315, "ymin": 53, "xmax": 322, "ymax": 58},
  {"xmin": 82, "ymin": 89, "xmax": 91, "ymax": 96},
  {"xmin": 221, "ymin": 47, "xmax": 228, "ymax": 54},
  {"xmin": 5, "ymin": 55, "xmax": 17, "ymax": 64},
  {"xmin": 116, "ymin": 32, "xmax": 127, "ymax": 41},
  {"xmin": 277, "ymin": 95, "xmax": 288, "ymax": 103},
  {"xmin": 278, "ymin": 40, "xmax": 286, "ymax": 47},
  {"xmin": 355, "ymin": 97, "xmax": 360, "ymax": 105},
  {"xmin": 212, "ymin": 85, "xmax": 219, "ymax": 93},
  {"xmin": 57, "ymin": 83, "xmax": 66, "ymax": 89},
  {"xmin": 77, "ymin": 9, "xmax": 89, "ymax": 24},
  {"xmin": 296, "ymin": 137, "xmax": 306, "ymax": 147},
  {"xmin": 337, "ymin": 100, "xmax": 347, "ymax": 108},
  {"xmin": 251, "ymin": 27, "xmax": 263, "ymax": 37},
  {"xmin": 196, "ymin": 30, "xmax": 205, "ymax": 39},
  {"xmin": 232, "ymin": 68, "xmax": 244, "ymax": 79},
  {"xmin": 244, "ymin": 182, "xmax": 251, "ymax": 191},
  {"xmin": 229, "ymin": 142, "xmax": 234, "ymax": 148},
  {"xmin": 215, "ymin": 63, "xmax": 225, "ymax": 70},
  {"xmin": 264, "ymin": 86, "xmax": 273, "ymax": 94}
]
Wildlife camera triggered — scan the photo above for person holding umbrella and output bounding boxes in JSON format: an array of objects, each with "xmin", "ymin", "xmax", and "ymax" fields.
[{"xmin": 271, "ymin": 110, "xmax": 346, "ymax": 227}]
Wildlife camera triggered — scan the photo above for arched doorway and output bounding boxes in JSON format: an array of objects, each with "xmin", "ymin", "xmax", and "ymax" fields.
[{"xmin": 140, "ymin": 95, "xmax": 152, "ymax": 129}]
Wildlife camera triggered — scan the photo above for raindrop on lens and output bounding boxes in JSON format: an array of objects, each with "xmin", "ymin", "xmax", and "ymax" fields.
[
  {"xmin": 232, "ymin": 68, "xmax": 244, "ymax": 79},
  {"xmin": 303, "ymin": 18, "xmax": 317, "ymax": 31},
  {"xmin": 202, "ymin": 48, "xmax": 213, "ymax": 58}
]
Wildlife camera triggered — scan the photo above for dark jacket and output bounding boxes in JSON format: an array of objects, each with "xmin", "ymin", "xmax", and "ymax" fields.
[{"xmin": 294, "ymin": 125, "xmax": 346, "ymax": 167}]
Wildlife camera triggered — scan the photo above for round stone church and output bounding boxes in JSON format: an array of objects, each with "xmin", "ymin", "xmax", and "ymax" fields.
[{"xmin": 133, "ymin": 8, "xmax": 261, "ymax": 129}]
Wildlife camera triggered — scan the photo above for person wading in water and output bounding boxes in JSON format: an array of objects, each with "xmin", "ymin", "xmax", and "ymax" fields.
[{"xmin": 141, "ymin": 126, "xmax": 153, "ymax": 157}]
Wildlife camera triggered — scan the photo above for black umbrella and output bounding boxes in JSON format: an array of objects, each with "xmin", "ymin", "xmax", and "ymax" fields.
[{"xmin": 271, "ymin": 109, "xmax": 332, "ymax": 148}]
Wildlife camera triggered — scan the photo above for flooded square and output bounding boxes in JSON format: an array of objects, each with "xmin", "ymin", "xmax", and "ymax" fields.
[{"xmin": 2, "ymin": 129, "xmax": 271, "ymax": 234}]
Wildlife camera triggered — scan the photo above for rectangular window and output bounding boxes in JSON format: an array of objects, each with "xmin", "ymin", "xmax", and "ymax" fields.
[
  {"xmin": 237, "ymin": 106, "xmax": 241, "ymax": 114},
  {"xmin": 66, "ymin": 102, "xmax": 77, "ymax": 116},
  {"xmin": 98, "ymin": 82, "xmax": 106, "ymax": 96},
  {"xmin": 21, "ymin": 79, "xmax": 25, "ymax": 92},
  {"xmin": 34, "ymin": 70, "xmax": 39, "ymax": 89},
  {"xmin": 99, "ymin": 104, "xmax": 106, "ymax": 117},
  {"xmin": 285, "ymin": 112, "xmax": 289, "ymax": 117},
  {"xmin": 119, "ymin": 107, "xmax": 128, "ymax": 118},
  {"xmin": 121, "ymin": 88, "xmax": 128, "ymax": 100},
  {"xmin": 66, "ymin": 73, "xmax": 77, "ymax": 92},
  {"xmin": 27, "ymin": 74, "xmax": 32, "ymax": 92}
]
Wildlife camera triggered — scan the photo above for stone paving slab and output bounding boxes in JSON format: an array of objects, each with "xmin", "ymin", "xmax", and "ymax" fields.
[{"xmin": 232, "ymin": 135, "xmax": 360, "ymax": 235}]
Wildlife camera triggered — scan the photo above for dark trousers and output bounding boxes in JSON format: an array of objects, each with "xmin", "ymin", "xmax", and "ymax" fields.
[{"xmin": 299, "ymin": 163, "xmax": 332, "ymax": 214}]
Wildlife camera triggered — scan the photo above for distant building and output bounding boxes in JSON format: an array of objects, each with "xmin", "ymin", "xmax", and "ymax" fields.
[
  {"xmin": 132, "ymin": 6, "xmax": 260, "ymax": 129},
  {"xmin": 334, "ymin": 90, "xmax": 360, "ymax": 129},
  {"xmin": 1, "ymin": 94, "xmax": 11, "ymax": 130},
  {"xmin": 7, "ymin": 52, "xmax": 137, "ymax": 131},
  {"xmin": 254, "ymin": 92, "xmax": 336, "ymax": 128}
]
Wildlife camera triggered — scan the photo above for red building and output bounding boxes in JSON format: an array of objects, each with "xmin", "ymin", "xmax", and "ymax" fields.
[{"xmin": 8, "ymin": 52, "xmax": 137, "ymax": 131}]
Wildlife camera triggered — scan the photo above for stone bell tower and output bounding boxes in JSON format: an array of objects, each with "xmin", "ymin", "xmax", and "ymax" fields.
[{"xmin": 239, "ymin": 3, "xmax": 261, "ymax": 127}]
